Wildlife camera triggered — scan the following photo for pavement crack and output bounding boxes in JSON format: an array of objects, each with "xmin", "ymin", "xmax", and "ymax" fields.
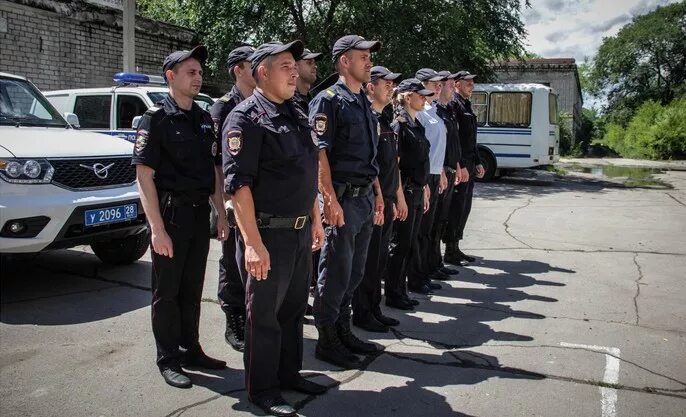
[
  {"xmin": 632, "ymin": 253, "xmax": 644, "ymax": 326},
  {"xmin": 503, "ymin": 196, "xmax": 535, "ymax": 249},
  {"xmin": 163, "ymin": 387, "xmax": 245, "ymax": 417},
  {"xmin": 665, "ymin": 192, "xmax": 686, "ymax": 207},
  {"xmin": 469, "ymin": 247, "xmax": 686, "ymax": 257}
]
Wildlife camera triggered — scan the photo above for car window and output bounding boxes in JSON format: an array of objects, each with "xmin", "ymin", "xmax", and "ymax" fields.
[
  {"xmin": 74, "ymin": 95, "xmax": 111, "ymax": 129},
  {"xmin": 116, "ymin": 94, "xmax": 148, "ymax": 129},
  {"xmin": 0, "ymin": 77, "xmax": 67, "ymax": 127}
]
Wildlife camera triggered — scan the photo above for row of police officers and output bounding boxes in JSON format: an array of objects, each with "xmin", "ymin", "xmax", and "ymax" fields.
[{"xmin": 133, "ymin": 34, "xmax": 483, "ymax": 417}]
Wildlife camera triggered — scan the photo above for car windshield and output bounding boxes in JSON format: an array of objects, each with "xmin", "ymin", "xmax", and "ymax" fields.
[
  {"xmin": 147, "ymin": 92, "xmax": 214, "ymax": 112},
  {"xmin": 0, "ymin": 76, "xmax": 68, "ymax": 127}
]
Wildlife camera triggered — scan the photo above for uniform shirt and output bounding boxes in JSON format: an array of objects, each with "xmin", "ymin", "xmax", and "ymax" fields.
[
  {"xmin": 436, "ymin": 101, "xmax": 461, "ymax": 169},
  {"xmin": 132, "ymin": 94, "xmax": 220, "ymax": 196},
  {"xmin": 210, "ymin": 84, "xmax": 246, "ymax": 135},
  {"xmin": 222, "ymin": 89, "xmax": 318, "ymax": 217},
  {"xmin": 416, "ymin": 101, "xmax": 447, "ymax": 175},
  {"xmin": 292, "ymin": 90, "xmax": 312, "ymax": 114},
  {"xmin": 451, "ymin": 94, "xmax": 481, "ymax": 172},
  {"xmin": 374, "ymin": 106, "xmax": 399, "ymax": 201},
  {"xmin": 309, "ymin": 79, "xmax": 379, "ymax": 186},
  {"xmin": 392, "ymin": 108, "xmax": 430, "ymax": 187}
]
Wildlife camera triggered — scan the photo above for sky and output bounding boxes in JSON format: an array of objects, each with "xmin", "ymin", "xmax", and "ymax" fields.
[{"xmin": 522, "ymin": 0, "xmax": 681, "ymax": 63}]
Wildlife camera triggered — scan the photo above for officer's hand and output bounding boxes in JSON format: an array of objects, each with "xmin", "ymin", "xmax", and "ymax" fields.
[
  {"xmin": 476, "ymin": 164, "xmax": 485, "ymax": 179},
  {"xmin": 216, "ymin": 216, "xmax": 230, "ymax": 241},
  {"xmin": 460, "ymin": 167, "xmax": 470, "ymax": 183},
  {"xmin": 373, "ymin": 195, "xmax": 384, "ymax": 226},
  {"xmin": 323, "ymin": 199, "xmax": 345, "ymax": 227},
  {"xmin": 311, "ymin": 222, "xmax": 325, "ymax": 252},
  {"xmin": 455, "ymin": 167, "xmax": 463, "ymax": 185},
  {"xmin": 245, "ymin": 242, "xmax": 270, "ymax": 280},
  {"xmin": 151, "ymin": 227, "xmax": 174, "ymax": 258},
  {"xmin": 392, "ymin": 203, "xmax": 398, "ymax": 220},
  {"xmin": 396, "ymin": 196, "xmax": 408, "ymax": 221},
  {"xmin": 439, "ymin": 171, "xmax": 448, "ymax": 194},
  {"xmin": 423, "ymin": 186, "xmax": 431, "ymax": 214}
]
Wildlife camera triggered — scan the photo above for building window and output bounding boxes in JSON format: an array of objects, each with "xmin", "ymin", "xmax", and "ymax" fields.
[
  {"xmin": 74, "ymin": 95, "xmax": 111, "ymax": 129},
  {"xmin": 471, "ymin": 92, "xmax": 488, "ymax": 126},
  {"xmin": 488, "ymin": 92, "xmax": 532, "ymax": 128}
]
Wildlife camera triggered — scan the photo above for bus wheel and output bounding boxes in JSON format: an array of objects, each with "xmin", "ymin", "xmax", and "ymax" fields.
[{"xmin": 477, "ymin": 149, "xmax": 497, "ymax": 182}]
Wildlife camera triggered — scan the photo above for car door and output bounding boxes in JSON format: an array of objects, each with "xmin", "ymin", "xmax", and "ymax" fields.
[
  {"xmin": 72, "ymin": 93, "xmax": 114, "ymax": 135},
  {"xmin": 113, "ymin": 92, "xmax": 149, "ymax": 143}
]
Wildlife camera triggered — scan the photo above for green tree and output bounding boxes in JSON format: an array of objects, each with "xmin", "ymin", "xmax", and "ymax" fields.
[
  {"xmin": 587, "ymin": 2, "xmax": 686, "ymax": 125},
  {"xmin": 137, "ymin": 0, "xmax": 530, "ymax": 81}
]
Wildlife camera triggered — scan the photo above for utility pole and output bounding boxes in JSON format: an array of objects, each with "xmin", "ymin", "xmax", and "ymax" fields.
[{"xmin": 122, "ymin": 0, "xmax": 136, "ymax": 72}]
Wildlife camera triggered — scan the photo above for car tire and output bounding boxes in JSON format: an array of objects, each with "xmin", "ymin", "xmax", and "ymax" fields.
[
  {"xmin": 91, "ymin": 230, "xmax": 150, "ymax": 265},
  {"xmin": 476, "ymin": 149, "xmax": 497, "ymax": 182}
]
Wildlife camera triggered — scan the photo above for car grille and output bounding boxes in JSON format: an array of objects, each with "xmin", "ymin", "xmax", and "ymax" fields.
[{"xmin": 49, "ymin": 157, "xmax": 136, "ymax": 190}]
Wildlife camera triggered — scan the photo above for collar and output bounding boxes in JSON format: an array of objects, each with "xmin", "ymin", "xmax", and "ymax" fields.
[
  {"xmin": 397, "ymin": 107, "xmax": 417, "ymax": 128},
  {"xmin": 333, "ymin": 79, "xmax": 361, "ymax": 103},
  {"xmin": 231, "ymin": 84, "xmax": 246, "ymax": 103},
  {"xmin": 252, "ymin": 89, "xmax": 300, "ymax": 122}
]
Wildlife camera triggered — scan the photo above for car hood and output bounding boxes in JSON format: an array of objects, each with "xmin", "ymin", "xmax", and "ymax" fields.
[{"xmin": 0, "ymin": 127, "xmax": 134, "ymax": 158}]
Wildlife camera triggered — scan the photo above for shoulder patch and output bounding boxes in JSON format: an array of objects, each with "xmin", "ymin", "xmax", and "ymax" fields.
[
  {"xmin": 313, "ymin": 113, "xmax": 328, "ymax": 135},
  {"xmin": 134, "ymin": 129, "xmax": 148, "ymax": 155},
  {"xmin": 226, "ymin": 130, "xmax": 242, "ymax": 155}
]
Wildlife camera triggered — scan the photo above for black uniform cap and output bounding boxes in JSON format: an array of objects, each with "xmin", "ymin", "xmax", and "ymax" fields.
[
  {"xmin": 299, "ymin": 48, "xmax": 323, "ymax": 61},
  {"xmin": 454, "ymin": 70, "xmax": 477, "ymax": 80},
  {"xmin": 227, "ymin": 45, "xmax": 255, "ymax": 69},
  {"xmin": 332, "ymin": 35, "xmax": 381, "ymax": 62},
  {"xmin": 162, "ymin": 45, "xmax": 208, "ymax": 79},
  {"xmin": 437, "ymin": 70, "xmax": 457, "ymax": 80},
  {"xmin": 415, "ymin": 68, "xmax": 445, "ymax": 82},
  {"xmin": 370, "ymin": 66, "xmax": 402, "ymax": 82},
  {"xmin": 396, "ymin": 78, "xmax": 435, "ymax": 96},
  {"xmin": 250, "ymin": 41, "xmax": 305, "ymax": 76}
]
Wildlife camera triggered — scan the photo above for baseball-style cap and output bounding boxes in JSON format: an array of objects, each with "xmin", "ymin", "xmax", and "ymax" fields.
[
  {"xmin": 415, "ymin": 68, "xmax": 445, "ymax": 82},
  {"xmin": 299, "ymin": 48, "xmax": 323, "ymax": 61},
  {"xmin": 454, "ymin": 70, "xmax": 477, "ymax": 80},
  {"xmin": 250, "ymin": 41, "xmax": 305, "ymax": 75},
  {"xmin": 332, "ymin": 35, "xmax": 381, "ymax": 61},
  {"xmin": 226, "ymin": 45, "xmax": 255, "ymax": 69},
  {"xmin": 370, "ymin": 66, "xmax": 402, "ymax": 82},
  {"xmin": 163, "ymin": 45, "xmax": 208, "ymax": 77},
  {"xmin": 438, "ymin": 70, "xmax": 456, "ymax": 80},
  {"xmin": 396, "ymin": 78, "xmax": 435, "ymax": 96}
]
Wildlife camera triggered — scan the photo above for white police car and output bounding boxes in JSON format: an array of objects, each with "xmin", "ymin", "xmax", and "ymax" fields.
[
  {"xmin": 44, "ymin": 72, "xmax": 215, "ymax": 143},
  {"xmin": 0, "ymin": 72, "xmax": 149, "ymax": 264}
]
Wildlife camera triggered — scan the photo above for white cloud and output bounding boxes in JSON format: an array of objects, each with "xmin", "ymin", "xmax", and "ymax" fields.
[{"xmin": 522, "ymin": 0, "xmax": 680, "ymax": 62}]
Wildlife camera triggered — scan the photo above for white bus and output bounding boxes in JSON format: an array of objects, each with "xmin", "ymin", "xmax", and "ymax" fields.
[{"xmin": 471, "ymin": 83, "xmax": 560, "ymax": 180}]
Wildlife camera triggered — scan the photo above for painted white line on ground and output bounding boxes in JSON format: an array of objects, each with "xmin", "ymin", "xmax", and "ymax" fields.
[{"xmin": 560, "ymin": 342, "xmax": 621, "ymax": 417}]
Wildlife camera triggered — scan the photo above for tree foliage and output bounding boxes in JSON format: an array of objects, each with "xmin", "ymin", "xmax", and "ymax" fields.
[
  {"xmin": 587, "ymin": 2, "xmax": 686, "ymax": 125},
  {"xmin": 137, "ymin": 0, "xmax": 530, "ymax": 80}
]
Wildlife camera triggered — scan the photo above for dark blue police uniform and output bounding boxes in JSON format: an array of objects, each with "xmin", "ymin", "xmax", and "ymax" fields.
[
  {"xmin": 223, "ymin": 89, "xmax": 318, "ymax": 402},
  {"xmin": 310, "ymin": 79, "xmax": 379, "ymax": 328},
  {"xmin": 132, "ymin": 93, "xmax": 222, "ymax": 369}
]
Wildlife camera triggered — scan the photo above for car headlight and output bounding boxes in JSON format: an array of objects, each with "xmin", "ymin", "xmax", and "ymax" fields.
[{"xmin": 0, "ymin": 159, "xmax": 54, "ymax": 184}]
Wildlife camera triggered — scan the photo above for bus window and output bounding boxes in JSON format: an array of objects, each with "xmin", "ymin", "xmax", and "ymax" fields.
[
  {"xmin": 549, "ymin": 93, "xmax": 558, "ymax": 125},
  {"xmin": 489, "ymin": 92, "xmax": 532, "ymax": 128},
  {"xmin": 471, "ymin": 92, "xmax": 488, "ymax": 126}
]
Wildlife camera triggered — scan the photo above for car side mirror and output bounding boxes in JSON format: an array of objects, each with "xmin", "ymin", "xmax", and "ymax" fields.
[
  {"xmin": 131, "ymin": 116, "xmax": 142, "ymax": 130},
  {"xmin": 64, "ymin": 112, "xmax": 80, "ymax": 128}
]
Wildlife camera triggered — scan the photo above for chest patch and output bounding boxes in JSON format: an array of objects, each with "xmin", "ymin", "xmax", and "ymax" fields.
[
  {"xmin": 211, "ymin": 141, "xmax": 218, "ymax": 157},
  {"xmin": 134, "ymin": 129, "xmax": 148, "ymax": 155},
  {"xmin": 226, "ymin": 130, "xmax": 242, "ymax": 155},
  {"xmin": 314, "ymin": 114, "xmax": 328, "ymax": 135}
]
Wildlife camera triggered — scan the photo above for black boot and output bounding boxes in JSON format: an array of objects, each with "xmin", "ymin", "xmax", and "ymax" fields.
[
  {"xmin": 444, "ymin": 241, "xmax": 468, "ymax": 266},
  {"xmin": 336, "ymin": 320, "xmax": 379, "ymax": 354},
  {"xmin": 315, "ymin": 325, "xmax": 362, "ymax": 369},
  {"xmin": 456, "ymin": 242, "xmax": 475, "ymax": 263},
  {"xmin": 224, "ymin": 308, "xmax": 245, "ymax": 352}
]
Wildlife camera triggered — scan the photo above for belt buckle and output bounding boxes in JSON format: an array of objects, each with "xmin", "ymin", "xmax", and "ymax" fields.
[
  {"xmin": 351, "ymin": 187, "xmax": 360, "ymax": 197},
  {"xmin": 294, "ymin": 216, "xmax": 307, "ymax": 230}
]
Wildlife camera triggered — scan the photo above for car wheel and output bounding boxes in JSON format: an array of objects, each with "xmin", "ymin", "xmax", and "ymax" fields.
[{"xmin": 91, "ymin": 230, "xmax": 150, "ymax": 265}]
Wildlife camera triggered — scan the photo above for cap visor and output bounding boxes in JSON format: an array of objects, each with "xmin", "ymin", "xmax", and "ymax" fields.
[
  {"xmin": 385, "ymin": 72, "xmax": 402, "ymax": 81},
  {"xmin": 463, "ymin": 74, "xmax": 477, "ymax": 80},
  {"xmin": 275, "ymin": 40, "xmax": 305, "ymax": 61},
  {"xmin": 429, "ymin": 75, "xmax": 444, "ymax": 82},
  {"xmin": 355, "ymin": 40, "xmax": 381, "ymax": 53},
  {"xmin": 189, "ymin": 45, "xmax": 209, "ymax": 63},
  {"xmin": 418, "ymin": 89, "xmax": 435, "ymax": 96},
  {"xmin": 302, "ymin": 52, "xmax": 323, "ymax": 60}
]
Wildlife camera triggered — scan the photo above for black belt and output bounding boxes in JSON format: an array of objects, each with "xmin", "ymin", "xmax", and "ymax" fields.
[
  {"xmin": 256, "ymin": 212, "xmax": 309, "ymax": 229},
  {"xmin": 335, "ymin": 183, "xmax": 373, "ymax": 200},
  {"xmin": 161, "ymin": 192, "xmax": 209, "ymax": 208}
]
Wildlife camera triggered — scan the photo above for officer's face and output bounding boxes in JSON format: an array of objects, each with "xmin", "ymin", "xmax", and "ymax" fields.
[
  {"xmin": 409, "ymin": 92, "xmax": 427, "ymax": 112},
  {"xmin": 456, "ymin": 79, "xmax": 474, "ymax": 99},
  {"xmin": 258, "ymin": 52, "xmax": 299, "ymax": 101},
  {"xmin": 343, "ymin": 50, "xmax": 373, "ymax": 83},
  {"xmin": 296, "ymin": 58, "xmax": 317, "ymax": 84},
  {"xmin": 369, "ymin": 79, "xmax": 394, "ymax": 106},
  {"xmin": 423, "ymin": 80, "xmax": 442, "ymax": 97},
  {"xmin": 167, "ymin": 58, "xmax": 203, "ymax": 97},
  {"xmin": 441, "ymin": 79, "xmax": 456, "ymax": 101},
  {"xmin": 236, "ymin": 61, "xmax": 257, "ymax": 89}
]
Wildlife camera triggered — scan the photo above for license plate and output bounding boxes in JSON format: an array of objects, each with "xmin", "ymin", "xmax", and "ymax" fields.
[{"xmin": 84, "ymin": 203, "xmax": 138, "ymax": 226}]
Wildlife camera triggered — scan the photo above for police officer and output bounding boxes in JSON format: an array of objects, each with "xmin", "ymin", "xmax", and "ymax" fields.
[
  {"xmin": 386, "ymin": 78, "xmax": 433, "ymax": 310},
  {"xmin": 210, "ymin": 44, "xmax": 256, "ymax": 352},
  {"xmin": 133, "ymin": 45, "xmax": 228, "ymax": 388},
  {"xmin": 223, "ymin": 41, "xmax": 327, "ymax": 416},
  {"xmin": 310, "ymin": 35, "xmax": 385, "ymax": 369},
  {"xmin": 445, "ymin": 70, "xmax": 485, "ymax": 265},
  {"xmin": 351, "ymin": 66, "xmax": 403, "ymax": 332},
  {"xmin": 409, "ymin": 68, "xmax": 448, "ymax": 294},
  {"xmin": 430, "ymin": 70, "xmax": 462, "ymax": 276},
  {"xmin": 293, "ymin": 48, "xmax": 323, "ymax": 113}
]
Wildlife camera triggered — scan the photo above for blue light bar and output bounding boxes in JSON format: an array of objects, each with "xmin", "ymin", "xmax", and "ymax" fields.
[{"xmin": 113, "ymin": 72, "xmax": 167, "ymax": 85}]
